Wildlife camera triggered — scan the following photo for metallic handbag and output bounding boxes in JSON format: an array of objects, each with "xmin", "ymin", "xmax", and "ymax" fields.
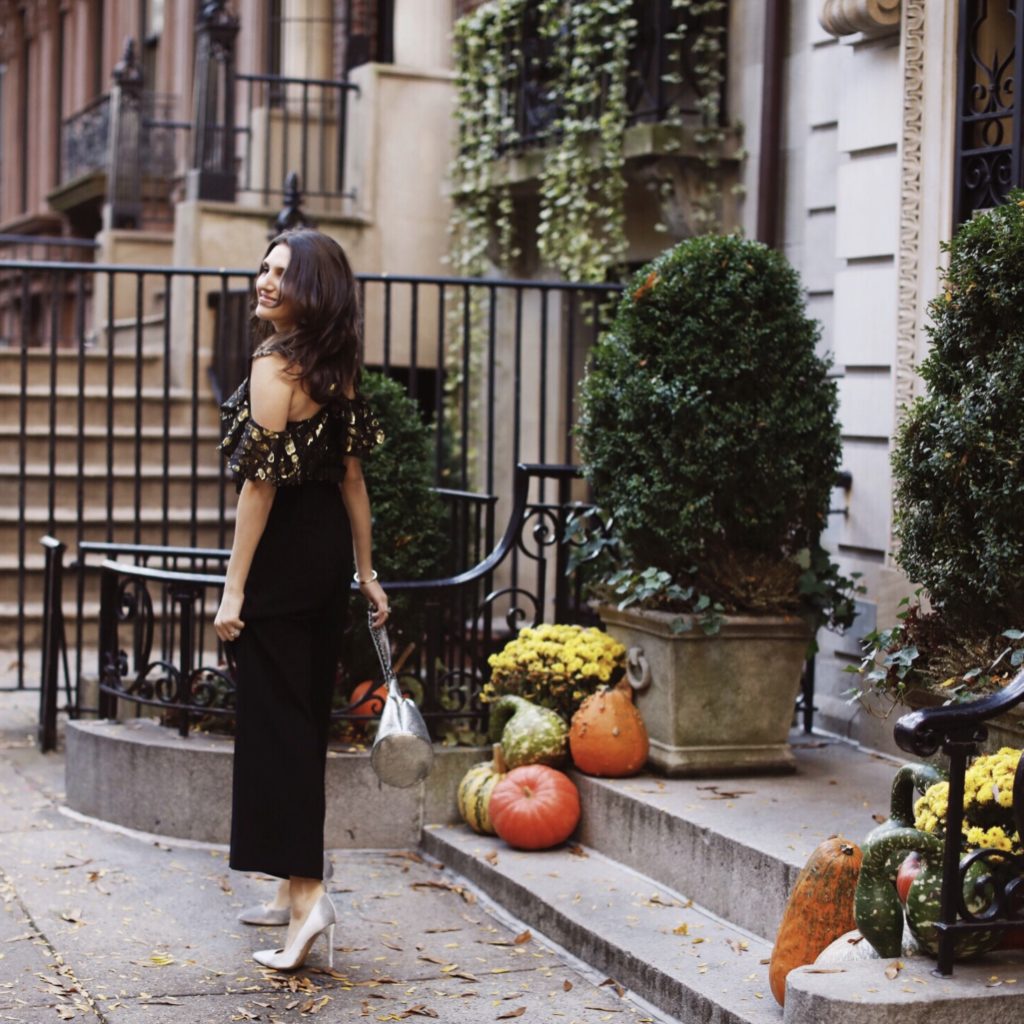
[{"xmin": 368, "ymin": 610, "xmax": 434, "ymax": 788}]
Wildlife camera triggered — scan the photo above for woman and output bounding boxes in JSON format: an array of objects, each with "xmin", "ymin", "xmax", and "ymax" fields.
[{"xmin": 215, "ymin": 229, "xmax": 387, "ymax": 971}]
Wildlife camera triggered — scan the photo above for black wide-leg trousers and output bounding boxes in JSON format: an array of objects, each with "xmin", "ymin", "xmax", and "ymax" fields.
[{"xmin": 228, "ymin": 482, "xmax": 352, "ymax": 881}]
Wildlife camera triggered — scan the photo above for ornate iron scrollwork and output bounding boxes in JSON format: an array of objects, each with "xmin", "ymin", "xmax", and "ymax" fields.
[{"xmin": 955, "ymin": 0, "xmax": 1020, "ymax": 223}]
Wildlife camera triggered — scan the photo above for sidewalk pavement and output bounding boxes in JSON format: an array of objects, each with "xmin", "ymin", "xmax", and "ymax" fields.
[{"xmin": 0, "ymin": 692, "xmax": 666, "ymax": 1024}]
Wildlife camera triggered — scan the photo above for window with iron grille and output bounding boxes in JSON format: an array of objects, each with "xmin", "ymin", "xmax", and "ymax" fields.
[{"xmin": 955, "ymin": 0, "xmax": 1022, "ymax": 224}]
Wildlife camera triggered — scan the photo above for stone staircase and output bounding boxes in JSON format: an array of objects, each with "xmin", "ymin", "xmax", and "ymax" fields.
[
  {"xmin": 422, "ymin": 735, "xmax": 1024, "ymax": 1024},
  {"xmin": 0, "ymin": 346, "xmax": 231, "ymax": 652}
]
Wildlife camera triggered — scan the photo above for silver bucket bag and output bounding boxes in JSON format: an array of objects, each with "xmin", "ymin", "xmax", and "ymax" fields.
[{"xmin": 368, "ymin": 610, "xmax": 434, "ymax": 788}]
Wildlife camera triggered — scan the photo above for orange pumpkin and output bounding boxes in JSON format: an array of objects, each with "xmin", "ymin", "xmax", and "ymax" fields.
[
  {"xmin": 490, "ymin": 765, "xmax": 581, "ymax": 850},
  {"xmin": 569, "ymin": 679, "xmax": 649, "ymax": 777},
  {"xmin": 348, "ymin": 679, "xmax": 388, "ymax": 719}
]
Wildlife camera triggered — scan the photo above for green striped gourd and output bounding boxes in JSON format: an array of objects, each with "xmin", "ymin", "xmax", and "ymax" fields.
[
  {"xmin": 457, "ymin": 744, "xmax": 507, "ymax": 835},
  {"xmin": 487, "ymin": 695, "xmax": 568, "ymax": 769}
]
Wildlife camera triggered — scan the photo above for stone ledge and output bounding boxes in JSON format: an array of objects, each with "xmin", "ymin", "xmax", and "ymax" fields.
[{"xmin": 65, "ymin": 718, "xmax": 483, "ymax": 847}]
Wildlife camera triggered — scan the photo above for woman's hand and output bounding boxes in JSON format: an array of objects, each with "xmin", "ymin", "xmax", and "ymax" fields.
[
  {"xmin": 215, "ymin": 590, "xmax": 246, "ymax": 644},
  {"xmin": 361, "ymin": 578, "xmax": 390, "ymax": 629}
]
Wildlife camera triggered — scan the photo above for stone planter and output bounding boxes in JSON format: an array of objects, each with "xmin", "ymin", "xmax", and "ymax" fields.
[{"xmin": 597, "ymin": 604, "xmax": 810, "ymax": 776}]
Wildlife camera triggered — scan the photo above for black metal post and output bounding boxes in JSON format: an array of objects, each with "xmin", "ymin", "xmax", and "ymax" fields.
[
  {"xmin": 108, "ymin": 38, "xmax": 144, "ymax": 228},
  {"xmin": 173, "ymin": 584, "xmax": 196, "ymax": 738},
  {"xmin": 189, "ymin": 0, "xmax": 240, "ymax": 201},
  {"xmin": 38, "ymin": 537, "xmax": 66, "ymax": 752},
  {"xmin": 935, "ymin": 741, "xmax": 971, "ymax": 976},
  {"xmin": 97, "ymin": 566, "xmax": 120, "ymax": 720}
]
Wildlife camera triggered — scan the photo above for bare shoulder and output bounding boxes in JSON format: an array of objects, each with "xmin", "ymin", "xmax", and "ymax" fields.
[{"xmin": 249, "ymin": 352, "xmax": 296, "ymax": 430}]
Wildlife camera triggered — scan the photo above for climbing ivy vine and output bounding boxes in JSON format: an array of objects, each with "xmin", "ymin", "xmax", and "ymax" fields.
[{"xmin": 449, "ymin": 0, "xmax": 730, "ymax": 283}]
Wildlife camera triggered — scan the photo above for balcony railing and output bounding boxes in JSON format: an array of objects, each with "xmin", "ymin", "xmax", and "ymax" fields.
[{"xmin": 488, "ymin": 0, "xmax": 729, "ymax": 154}]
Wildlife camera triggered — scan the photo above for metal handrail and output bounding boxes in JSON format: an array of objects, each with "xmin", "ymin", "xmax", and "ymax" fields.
[{"xmin": 894, "ymin": 669, "xmax": 1024, "ymax": 976}]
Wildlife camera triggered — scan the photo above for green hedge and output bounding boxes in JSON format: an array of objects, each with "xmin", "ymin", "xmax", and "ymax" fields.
[{"xmin": 893, "ymin": 192, "xmax": 1024, "ymax": 629}]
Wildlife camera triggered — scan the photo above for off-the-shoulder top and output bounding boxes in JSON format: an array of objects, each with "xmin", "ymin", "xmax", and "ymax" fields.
[{"xmin": 218, "ymin": 377, "xmax": 384, "ymax": 486}]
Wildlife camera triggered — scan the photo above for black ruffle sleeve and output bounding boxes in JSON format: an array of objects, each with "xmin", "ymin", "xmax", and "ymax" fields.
[{"xmin": 218, "ymin": 379, "xmax": 384, "ymax": 486}]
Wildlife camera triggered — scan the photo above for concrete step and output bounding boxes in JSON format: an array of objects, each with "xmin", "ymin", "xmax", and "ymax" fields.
[
  {"xmin": 0, "ymin": 384, "xmax": 222, "ymax": 429},
  {"xmin": 425, "ymin": 739, "xmax": 1024, "ymax": 1024},
  {"xmin": 0, "ymin": 347, "xmax": 170, "ymax": 389},
  {"xmin": 0, "ymin": 599, "xmax": 100, "ymax": 648},
  {"xmin": 0, "ymin": 461, "xmax": 229, "ymax": 510},
  {"xmin": 571, "ymin": 737, "xmax": 900, "ymax": 941},
  {"xmin": 0, "ymin": 422, "xmax": 225, "ymax": 465},
  {"xmin": 0, "ymin": 505, "xmax": 233, "ymax": 554},
  {"xmin": 423, "ymin": 827, "xmax": 779, "ymax": 1024}
]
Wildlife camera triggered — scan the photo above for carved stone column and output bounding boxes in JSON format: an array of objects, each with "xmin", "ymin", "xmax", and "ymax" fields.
[{"xmin": 819, "ymin": 0, "xmax": 901, "ymax": 37}]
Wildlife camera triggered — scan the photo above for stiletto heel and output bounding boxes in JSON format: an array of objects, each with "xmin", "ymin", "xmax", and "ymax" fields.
[
  {"xmin": 327, "ymin": 922, "xmax": 335, "ymax": 969},
  {"xmin": 252, "ymin": 893, "xmax": 337, "ymax": 971}
]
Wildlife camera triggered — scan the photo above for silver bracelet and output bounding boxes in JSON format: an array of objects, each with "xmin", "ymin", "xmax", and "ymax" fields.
[{"xmin": 354, "ymin": 569, "xmax": 378, "ymax": 584}]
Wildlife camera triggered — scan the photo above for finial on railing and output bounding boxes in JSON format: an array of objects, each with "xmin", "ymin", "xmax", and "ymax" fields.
[
  {"xmin": 112, "ymin": 37, "xmax": 142, "ymax": 87},
  {"xmin": 271, "ymin": 172, "xmax": 314, "ymax": 236}
]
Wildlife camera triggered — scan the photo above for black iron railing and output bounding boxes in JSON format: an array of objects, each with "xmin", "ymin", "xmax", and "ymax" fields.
[
  {"xmin": 894, "ymin": 671, "xmax": 1024, "ymax": 974},
  {"xmin": 36, "ymin": 465, "xmax": 606, "ymax": 746},
  {"xmin": 236, "ymin": 73, "xmax": 359, "ymax": 203},
  {"xmin": 0, "ymin": 257, "xmax": 620, "ymax": 692}
]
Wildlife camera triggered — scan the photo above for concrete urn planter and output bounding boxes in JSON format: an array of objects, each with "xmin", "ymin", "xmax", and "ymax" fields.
[{"xmin": 597, "ymin": 604, "xmax": 810, "ymax": 776}]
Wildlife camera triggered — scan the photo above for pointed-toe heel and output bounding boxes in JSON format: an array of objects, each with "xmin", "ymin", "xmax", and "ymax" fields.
[{"xmin": 252, "ymin": 893, "xmax": 337, "ymax": 971}]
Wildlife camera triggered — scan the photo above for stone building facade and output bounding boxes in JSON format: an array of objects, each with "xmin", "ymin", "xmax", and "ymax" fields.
[{"xmin": 0, "ymin": 1, "xmax": 1016, "ymax": 749}]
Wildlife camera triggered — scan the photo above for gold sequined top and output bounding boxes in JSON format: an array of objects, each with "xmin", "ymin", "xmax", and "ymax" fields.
[{"xmin": 218, "ymin": 377, "xmax": 384, "ymax": 486}]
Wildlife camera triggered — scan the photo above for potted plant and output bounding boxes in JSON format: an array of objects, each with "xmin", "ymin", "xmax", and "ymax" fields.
[
  {"xmin": 853, "ymin": 192, "xmax": 1024, "ymax": 751},
  {"xmin": 576, "ymin": 233, "xmax": 857, "ymax": 775}
]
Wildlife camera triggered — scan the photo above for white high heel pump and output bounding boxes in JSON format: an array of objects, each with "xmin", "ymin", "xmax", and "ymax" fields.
[
  {"xmin": 252, "ymin": 892, "xmax": 336, "ymax": 971},
  {"xmin": 238, "ymin": 853, "xmax": 334, "ymax": 927}
]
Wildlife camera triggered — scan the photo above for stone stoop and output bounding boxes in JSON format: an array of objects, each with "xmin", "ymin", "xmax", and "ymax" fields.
[{"xmin": 421, "ymin": 734, "xmax": 1024, "ymax": 1024}]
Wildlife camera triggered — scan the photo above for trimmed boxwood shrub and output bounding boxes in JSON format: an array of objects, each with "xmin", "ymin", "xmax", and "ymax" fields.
[
  {"xmin": 893, "ymin": 193, "xmax": 1024, "ymax": 633},
  {"xmin": 578, "ymin": 234, "xmax": 849, "ymax": 624}
]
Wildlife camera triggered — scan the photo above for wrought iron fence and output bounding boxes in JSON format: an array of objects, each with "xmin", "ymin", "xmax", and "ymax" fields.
[
  {"xmin": 37, "ymin": 464, "xmax": 607, "ymax": 746},
  {"xmin": 0, "ymin": 256, "xmax": 621, "ymax": 692},
  {"xmin": 894, "ymin": 671, "xmax": 1024, "ymax": 974}
]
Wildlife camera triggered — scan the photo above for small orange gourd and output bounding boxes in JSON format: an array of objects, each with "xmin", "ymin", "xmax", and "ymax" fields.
[
  {"xmin": 769, "ymin": 835, "xmax": 863, "ymax": 1006},
  {"xmin": 569, "ymin": 679, "xmax": 648, "ymax": 777}
]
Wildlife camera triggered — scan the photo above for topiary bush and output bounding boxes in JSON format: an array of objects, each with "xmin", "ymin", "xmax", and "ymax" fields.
[
  {"xmin": 893, "ymin": 192, "xmax": 1024, "ymax": 633},
  {"xmin": 578, "ymin": 234, "xmax": 852, "ymax": 627}
]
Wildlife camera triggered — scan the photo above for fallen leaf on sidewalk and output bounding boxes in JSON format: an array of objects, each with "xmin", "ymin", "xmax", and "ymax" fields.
[
  {"xmin": 562, "ymin": 980, "xmax": 572, "ymax": 992},
  {"xmin": 141, "ymin": 997, "xmax": 182, "ymax": 1005},
  {"xmin": 483, "ymin": 850, "xmax": 499, "ymax": 866},
  {"xmin": 55, "ymin": 1008, "xmax": 76, "ymax": 1021},
  {"xmin": 495, "ymin": 1008, "xmax": 525, "ymax": 1019},
  {"xmin": 599, "ymin": 979, "xmax": 625, "ymax": 998},
  {"xmin": 410, "ymin": 881, "xmax": 476, "ymax": 905},
  {"xmin": 143, "ymin": 953, "xmax": 175, "ymax": 967},
  {"xmin": 513, "ymin": 930, "xmax": 532, "ymax": 945},
  {"xmin": 60, "ymin": 909, "xmax": 85, "ymax": 925},
  {"xmin": 300, "ymin": 994, "xmax": 330, "ymax": 1014},
  {"xmin": 885, "ymin": 961, "xmax": 904, "ymax": 981},
  {"xmin": 399, "ymin": 1006, "xmax": 439, "ymax": 1018},
  {"xmin": 567, "ymin": 845, "xmax": 588, "ymax": 858}
]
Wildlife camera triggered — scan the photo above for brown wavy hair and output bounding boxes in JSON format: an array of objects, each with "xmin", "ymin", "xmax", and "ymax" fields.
[{"xmin": 250, "ymin": 228, "xmax": 362, "ymax": 403}]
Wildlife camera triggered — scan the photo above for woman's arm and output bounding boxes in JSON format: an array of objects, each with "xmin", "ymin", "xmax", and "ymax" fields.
[
  {"xmin": 214, "ymin": 355, "xmax": 294, "ymax": 643},
  {"xmin": 340, "ymin": 455, "xmax": 388, "ymax": 627}
]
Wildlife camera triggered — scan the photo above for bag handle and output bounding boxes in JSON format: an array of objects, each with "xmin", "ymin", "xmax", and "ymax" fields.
[{"xmin": 368, "ymin": 608, "xmax": 397, "ymax": 686}]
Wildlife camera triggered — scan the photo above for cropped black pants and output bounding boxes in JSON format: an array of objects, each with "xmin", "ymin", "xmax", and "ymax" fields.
[{"xmin": 228, "ymin": 482, "xmax": 352, "ymax": 880}]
